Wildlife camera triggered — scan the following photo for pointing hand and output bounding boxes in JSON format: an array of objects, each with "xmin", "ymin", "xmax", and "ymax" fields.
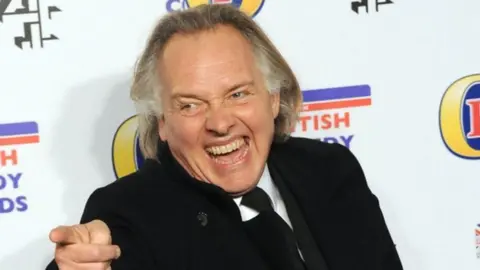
[{"xmin": 49, "ymin": 220, "xmax": 120, "ymax": 269}]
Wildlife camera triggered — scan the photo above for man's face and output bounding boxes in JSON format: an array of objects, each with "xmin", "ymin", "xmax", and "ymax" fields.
[{"xmin": 157, "ymin": 25, "xmax": 280, "ymax": 196}]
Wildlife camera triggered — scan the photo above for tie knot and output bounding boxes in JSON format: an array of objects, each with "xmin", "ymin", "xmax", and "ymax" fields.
[{"xmin": 240, "ymin": 187, "xmax": 273, "ymax": 212}]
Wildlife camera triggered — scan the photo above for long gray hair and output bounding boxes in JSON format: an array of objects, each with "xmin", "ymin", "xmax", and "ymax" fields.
[{"xmin": 130, "ymin": 4, "xmax": 302, "ymax": 159}]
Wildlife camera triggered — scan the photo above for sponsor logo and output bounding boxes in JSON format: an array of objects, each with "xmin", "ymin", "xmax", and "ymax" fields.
[
  {"xmin": 476, "ymin": 224, "xmax": 480, "ymax": 258},
  {"xmin": 0, "ymin": 0, "xmax": 61, "ymax": 49},
  {"xmin": 439, "ymin": 74, "xmax": 480, "ymax": 159},
  {"xmin": 0, "ymin": 121, "xmax": 40, "ymax": 214},
  {"xmin": 112, "ymin": 116, "xmax": 144, "ymax": 179},
  {"xmin": 293, "ymin": 84, "xmax": 372, "ymax": 149},
  {"xmin": 351, "ymin": 0, "xmax": 393, "ymax": 14},
  {"xmin": 166, "ymin": 0, "xmax": 265, "ymax": 18}
]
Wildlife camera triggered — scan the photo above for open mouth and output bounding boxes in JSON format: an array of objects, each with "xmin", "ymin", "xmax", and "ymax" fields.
[{"xmin": 205, "ymin": 137, "xmax": 250, "ymax": 165}]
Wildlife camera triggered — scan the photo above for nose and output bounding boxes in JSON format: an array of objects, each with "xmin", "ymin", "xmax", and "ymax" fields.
[{"xmin": 205, "ymin": 106, "xmax": 235, "ymax": 136}]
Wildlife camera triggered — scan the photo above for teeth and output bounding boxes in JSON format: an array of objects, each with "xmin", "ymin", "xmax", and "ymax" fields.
[{"xmin": 206, "ymin": 139, "xmax": 244, "ymax": 156}]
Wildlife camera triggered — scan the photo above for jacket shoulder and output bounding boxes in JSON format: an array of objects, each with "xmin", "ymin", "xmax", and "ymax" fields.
[
  {"xmin": 272, "ymin": 136, "xmax": 367, "ymax": 193},
  {"xmin": 94, "ymin": 159, "xmax": 180, "ymax": 196},
  {"xmin": 279, "ymin": 136, "xmax": 355, "ymax": 162},
  {"xmin": 95, "ymin": 169, "xmax": 150, "ymax": 197},
  {"xmin": 79, "ymin": 160, "xmax": 183, "ymax": 223}
]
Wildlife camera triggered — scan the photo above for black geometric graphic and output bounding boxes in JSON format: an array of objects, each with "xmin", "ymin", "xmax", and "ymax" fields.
[
  {"xmin": 351, "ymin": 0, "xmax": 368, "ymax": 14},
  {"xmin": 351, "ymin": 0, "xmax": 393, "ymax": 14},
  {"xmin": 375, "ymin": 0, "xmax": 393, "ymax": 12},
  {"xmin": 0, "ymin": 0, "xmax": 61, "ymax": 49}
]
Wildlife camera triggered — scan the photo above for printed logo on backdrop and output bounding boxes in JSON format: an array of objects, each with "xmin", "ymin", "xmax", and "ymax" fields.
[
  {"xmin": 293, "ymin": 85, "xmax": 372, "ymax": 149},
  {"xmin": 0, "ymin": 121, "xmax": 39, "ymax": 214},
  {"xmin": 351, "ymin": 0, "xmax": 393, "ymax": 14},
  {"xmin": 439, "ymin": 74, "xmax": 480, "ymax": 159},
  {"xmin": 111, "ymin": 85, "xmax": 372, "ymax": 179},
  {"xmin": 112, "ymin": 116, "xmax": 144, "ymax": 179},
  {"xmin": 166, "ymin": 0, "xmax": 265, "ymax": 17},
  {"xmin": 476, "ymin": 224, "xmax": 480, "ymax": 258},
  {"xmin": 0, "ymin": 0, "xmax": 61, "ymax": 49}
]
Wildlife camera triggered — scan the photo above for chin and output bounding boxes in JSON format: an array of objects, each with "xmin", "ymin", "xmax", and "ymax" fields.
[{"xmin": 217, "ymin": 178, "xmax": 258, "ymax": 196}]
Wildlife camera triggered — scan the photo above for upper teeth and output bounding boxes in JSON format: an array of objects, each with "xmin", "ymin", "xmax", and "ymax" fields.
[{"xmin": 206, "ymin": 139, "xmax": 244, "ymax": 155}]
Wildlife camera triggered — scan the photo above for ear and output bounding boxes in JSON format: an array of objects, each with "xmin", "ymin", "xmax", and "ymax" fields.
[
  {"xmin": 158, "ymin": 114, "xmax": 167, "ymax": 141},
  {"xmin": 270, "ymin": 92, "xmax": 280, "ymax": 118}
]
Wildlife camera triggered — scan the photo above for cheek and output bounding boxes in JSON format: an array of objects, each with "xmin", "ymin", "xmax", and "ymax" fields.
[
  {"xmin": 236, "ymin": 101, "xmax": 276, "ymax": 134},
  {"xmin": 166, "ymin": 118, "xmax": 203, "ymax": 146}
]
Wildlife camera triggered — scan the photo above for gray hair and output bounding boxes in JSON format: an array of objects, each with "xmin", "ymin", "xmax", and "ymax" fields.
[{"xmin": 131, "ymin": 4, "xmax": 302, "ymax": 159}]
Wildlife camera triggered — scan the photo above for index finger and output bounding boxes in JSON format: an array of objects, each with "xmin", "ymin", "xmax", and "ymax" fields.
[{"xmin": 49, "ymin": 226, "xmax": 83, "ymax": 245}]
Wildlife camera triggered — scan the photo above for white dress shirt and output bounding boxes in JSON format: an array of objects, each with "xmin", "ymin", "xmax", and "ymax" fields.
[
  {"xmin": 232, "ymin": 165, "xmax": 304, "ymax": 259},
  {"xmin": 232, "ymin": 164, "xmax": 293, "ymax": 227}
]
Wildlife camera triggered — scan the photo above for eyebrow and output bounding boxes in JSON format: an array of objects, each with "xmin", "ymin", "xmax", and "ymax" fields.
[{"xmin": 171, "ymin": 80, "xmax": 254, "ymax": 100}]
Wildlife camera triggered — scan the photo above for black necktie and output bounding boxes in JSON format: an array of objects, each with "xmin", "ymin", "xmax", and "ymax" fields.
[{"xmin": 241, "ymin": 187, "xmax": 306, "ymax": 270}]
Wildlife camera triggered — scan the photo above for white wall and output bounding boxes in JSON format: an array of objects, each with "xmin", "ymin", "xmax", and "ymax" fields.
[{"xmin": 1, "ymin": 0, "xmax": 479, "ymax": 269}]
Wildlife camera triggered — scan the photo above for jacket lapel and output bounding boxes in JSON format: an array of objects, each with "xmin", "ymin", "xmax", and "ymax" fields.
[{"xmin": 267, "ymin": 141, "xmax": 330, "ymax": 270}]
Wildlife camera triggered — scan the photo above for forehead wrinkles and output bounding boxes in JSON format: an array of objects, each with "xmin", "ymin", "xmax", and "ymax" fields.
[
  {"xmin": 167, "ymin": 58, "xmax": 254, "ymax": 96},
  {"xmin": 187, "ymin": 60, "xmax": 245, "ymax": 84}
]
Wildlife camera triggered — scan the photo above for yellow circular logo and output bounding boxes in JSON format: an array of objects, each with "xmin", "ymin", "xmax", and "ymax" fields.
[
  {"xmin": 439, "ymin": 74, "xmax": 480, "ymax": 159},
  {"xmin": 184, "ymin": 0, "xmax": 265, "ymax": 17},
  {"xmin": 111, "ymin": 115, "xmax": 145, "ymax": 178}
]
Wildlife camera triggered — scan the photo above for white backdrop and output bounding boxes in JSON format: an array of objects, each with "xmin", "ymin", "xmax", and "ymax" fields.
[{"xmin": 1, "ymin": 0, "xmax": 479, "ymax": 269}]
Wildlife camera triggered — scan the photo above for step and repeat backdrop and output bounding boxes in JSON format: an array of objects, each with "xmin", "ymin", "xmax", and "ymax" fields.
[{"xmin": 1, "ymin": 0, "xmax": 479, "ymax": 269}]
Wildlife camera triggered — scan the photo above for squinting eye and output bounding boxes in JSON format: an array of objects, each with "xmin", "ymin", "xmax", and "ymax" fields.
[
  {"xmin": 231, "ymin": 91, "xmax": 246, "ymax": 99},
  {"xmin": 181, "ymin": 103, "xmax": 197, "ymax": 110}
]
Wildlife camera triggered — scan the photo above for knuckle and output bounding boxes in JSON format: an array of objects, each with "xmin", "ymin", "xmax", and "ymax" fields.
[
  {"xmin": 72, "ymin": 225, "xmax": 89, "ymax": 242},
  {"xmin": 92, "ymin": 220, "xmax": 111, "ymax": 233},
  {"xmin": 90, "ymin": 231, "xmax": 111, "ymax": 244},
  {"xmin": 87, "ymin": 220, "xmax": 111, "ymax": 244}
]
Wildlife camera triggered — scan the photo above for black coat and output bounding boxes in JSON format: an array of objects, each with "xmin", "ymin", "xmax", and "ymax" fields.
[{"xmin": 46, "ymin": 137, "xmax": 403, "ymax": 270}]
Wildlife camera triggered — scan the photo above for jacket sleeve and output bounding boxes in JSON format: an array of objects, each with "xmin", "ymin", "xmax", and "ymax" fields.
[
  {"xmin": 45, "ymin": 188, "xmax": 156, "ymax": 270},
  {"xmin": 323, "ymin": 143, "xmax": 404, "ymax": 270}
]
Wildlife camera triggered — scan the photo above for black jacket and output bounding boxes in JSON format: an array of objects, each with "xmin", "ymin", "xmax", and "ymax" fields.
[{"xmin": 46, "ymin": 137, "xmax": 403, "ymax": 270}]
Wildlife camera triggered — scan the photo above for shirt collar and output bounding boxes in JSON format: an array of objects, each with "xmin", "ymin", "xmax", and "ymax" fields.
[{"xmin": 233, "ymin": 164, "xmax": 278, "ymax": 209}]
